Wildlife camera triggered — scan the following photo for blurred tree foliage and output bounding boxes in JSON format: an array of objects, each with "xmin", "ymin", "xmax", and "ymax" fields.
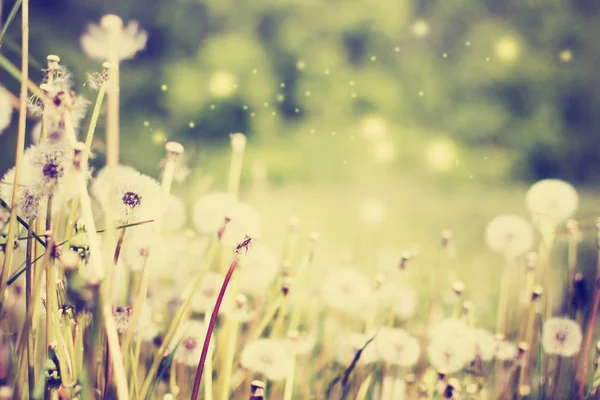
[{"xmin": 0, "ymin": 0, "xmax": 599, "ymax": 183}]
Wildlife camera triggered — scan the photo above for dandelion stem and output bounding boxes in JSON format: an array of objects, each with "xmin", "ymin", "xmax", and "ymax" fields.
[
  {"xmin": 550, "ymin": 356, "xmax": 563, "ymax": 399},
  {"xmin": 0, "ymin": 0, "xmax": 28, "ymax": 314},
  {"xmin": 283, "ymin": 352, "xmax": 297, "ymax": 400},
  {"xmin": 217, "ymin": 319, "xmax": 239, "ymax": 400},
  {"xmin": 203, "ymin": 311, "xmax": 214, "ymax": 400},
  {"xmin": 190, "ymin": 245, "xmax": 248, "ymax": 400},
  {"xmin": 578, "ymin": 220, "xmax": 600, "ymax": 399},
  {"xmin": 25, "ymin": 218, "xmax": 35, "ymax": 399}
]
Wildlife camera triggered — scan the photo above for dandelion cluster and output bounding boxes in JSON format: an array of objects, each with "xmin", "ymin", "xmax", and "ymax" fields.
[{"xmin": 0, "ymin": 11, "xmax": 599, "ymax": 400}]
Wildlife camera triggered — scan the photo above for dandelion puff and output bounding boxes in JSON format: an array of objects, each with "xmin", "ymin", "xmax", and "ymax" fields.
[
  {"xmin": 112, "ymin": 306, "xmax": 133, "ymax": 334},
  {"xmin": 96, "ymin": 170, "xmax": 162, "ymax": 225},
  {"xmin": 0, "ymin": 167, "xmax": 44, "ymax": 222},
  {"xmin": 472, "ymin": 329, "xmax": 497, "ymax": 361},
  {"xmin": 526, "ymin": 179, "xmax": 579, "ymax": 230},
  {"xmin": 192, "ymin": 192, "xmax": 237, "ymax": 235},
  {"xmin": 237, "ymin": 243, "xmax": 278, "ymax": 295},
  {"xmin": 428, "ymin": 334, "xmax": 471, "ymax": 374},
  {"xmin": 240, "ymin": 339, "xmax": 291, "ymax": 381},
  {"xmin": 392, "ymin": 282, "xmax": 418, "ymax": 320},
  {"xmin": 80, "ymin": 15, "xmax": 148, "ymax": 61},
  {"xmin": 91, "ymin": 164, "xmax": 138, "ymax": 200},
  {"xmin": 190, "ymin": 272, "xmax": 229, "ymax": 314},
  {"xmin": 222, "ymin": 294, "xmax": 255, "ymax": 323},
  {"xmin": 335, "ymin": 332, "xmax": 380, "ymax": 366},
  {"xmin": 322, "ymin": 267, "xmax": 373, "ymax": 317},
  {"xmin": 170, "ymin": 320, "xmax": 214, "ymax": 367},
  {"xmin": 279, "ymin": 330, "xmax": 317, "ymax": 356},
  {"xmin": 163, "ymin": 194, "xmax": 186, "ymax": 232},
  {"xmin": 485, "ymin": 214, "xmax": 533, "ymax": 256},
  {"xmin": 495, "ymin": 338, "xmax": 518, "ymax": 361},
  {"xmin": 375, "ymin": 327, "xmax": 420, "ymax": 367},
  {"xmin": 221, "ymin": 202, "xmax": 261, "ymax": 245},
  {"xmin": 542, "ymin": 317, "xmax": 582, "ymax": 357},
  {"xmin": 25, "ymin": 142, "xmax": 73, "ymax": 196},
  {"xmin": 0, "ymin": 86, "xmax": 13, "ymax": 135}
]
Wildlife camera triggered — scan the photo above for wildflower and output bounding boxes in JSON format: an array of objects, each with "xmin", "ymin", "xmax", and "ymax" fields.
[
  {"xmin": 335, "ymin": 332, "xmax": 380, "ymax": 366},
  {"xmin": 280, "ymin": 330, "xmax": 317, "ymax": 356},
  {"xmin": 542, "ymin": 317, "xmax": 582, "ymax": 357},
  {"xmin": 0, "ymin": 86, "xmax": 12, "ymax": 135},
  {"xmin": 0, "ymin": 167, "xmax": 44, "ymax": 221},
  {"xmin": 428, "ymin": 334, "xmax": 471, "ymax": 374},
  {"xmin": 484, "ymin": 214, "xmax": 533, "ymax": 256},
  {"xmin": 122, "ymin": 232, "xmax": 170, "ymax": 274},
  {"xmin": 495, "ymin": 339, "xmax": 518, "ymax": 361},
  {"xmin": 472, "ymin": 329, "xmax": 497, "ymax": 361},
  {"xmin": 222, "ymin": 294, "xmax": 255, "ymax": 323},
  {"xmin": 240, "ymin": 339, "xmax": 291, "ymax": 381},
  {"xmin": 171, "ymin": 320, "xmax": 214, "ymax": 367},
  {"xmin": 96, "ymin": 169, "xmax": 162, "ymax": 224},
  {"xmin": 374, "ymin": 327, "xmax": 420, "ymax": 367},
  {"xmin": 237, "ymin": 243, "xmax": 278, "ymax": 295},
  {"xmin": 163, "ymin": 194, "xmax": 187, "ymax": 232},
  {"xmin": 221, "ymin": 202, "xmax": 262, "ymax": 245},
  {"xmin": 25, "ymin": 142, "xmax": 73, "ymax": 196},
  {"xmin": 526, "ymin": 179, "xmax": 579, "ymax": 230},
  {"xmin": 112, "ymin": 306, "xmax": 132, "ymax": 334},
  {"xmin": 190, "ymin": 272, "xmax": 227, "ymax": 314},
  {"xmin": 91, "ymin": 164, "xmax": 137, "ymax": 199},
  {"xmin": 80, "ymin": 15, "xmax": 148, "ymax": 61},
  {"xmin": 322, "ymin": 267, "xmax": 372, "ymax": 316},
  {"xmin": 42, "ymin": 84, "xmax": 89, "ymax": 130},
  {"xmin": 192, "ymin": 192, "xmax": 237, "ymax": 235}
]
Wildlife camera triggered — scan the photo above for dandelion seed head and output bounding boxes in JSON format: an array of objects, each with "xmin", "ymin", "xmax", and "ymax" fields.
[
  {"xmin": 81, "ymin": 16, "xmax": 148, "ymax": 61},
  {"xmin": 542, "ymin": 317, "xmax": 582, "ymax": 357},
  {"xmin": 237, "ymin": 243, "xmax": 278, "ymax": 295},
  {"xmin": 322, "ymin": 267, "xmax": 372, "ymax": 317},
  {"xmin": 335, "ymin": 332, "xmax": 380, "ymax": 366},
  {"xmin": 0, "ymin": 86, "xmax": 13, "ymax": 135},
  {"xmin": 375, "ymin": 327, "xmax": 420, "ymax": 367},
  {"xmin": 171, "ymin": 320, "xmax": 214, "ymax": 367},
  {"xmin": 240, "ymin": 339, "xmax": 291, "ymax": 381},
  {"xmin": 484, "ymin": 214, "xmax": 533, "ymax": 256},
  {"xmin": 526, "ymin": 179, "xmax": 578, "ymax": 230}
]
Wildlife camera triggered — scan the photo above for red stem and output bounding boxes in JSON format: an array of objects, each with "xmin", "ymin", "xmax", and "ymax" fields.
[{"xmin": 190, "ymin": 255, "xmax": 241, "ymax": 400}]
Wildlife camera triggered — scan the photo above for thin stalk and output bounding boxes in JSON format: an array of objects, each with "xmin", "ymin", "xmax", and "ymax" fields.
[
  {"xmin": 217, "ymin": 319, "xmax": 239, "ymax": 400},
  {"xmin": 251, "ymin": 296, "xmax": 283, "ymax": 340},
  {"xmin": 550, "ymin": 356, "xmax": 562, "ymax": 399},
  {"xmin": 190, "ymin": 245, "xmax": 249, "ymax": 400},
  {"xmin": 579, "ymin": 221, "xmax": 600, "ymax": 399},
  {"xmin": 418, "ymin": 238, "xmax": 450, "ymax": 378},
  {"xmin": 26, "ymin": 218, "xmax": 35, "ymax": 399},
  {"xmin": 0, "ymin": 0, "xmax": 29, "ymax": 313},
  {"xmin": 566, "ymin": 222, "xmax": 578, "ymax": 317},
  {"xmin": 283, "ymin": 353, "xmax": 297, "ymax": 400},
  {"xmin": 203, "ymin": 310, "xmax": 214, "ymax": 400},
  {"xmin": 496, "ymin": 255, "xmax": 514, "ymax": 336}
]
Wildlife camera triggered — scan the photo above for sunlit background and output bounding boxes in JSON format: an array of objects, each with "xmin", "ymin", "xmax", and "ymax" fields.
[{"xmin": 1, "ymin": 0, "xmax": 599, "ymax": 318}]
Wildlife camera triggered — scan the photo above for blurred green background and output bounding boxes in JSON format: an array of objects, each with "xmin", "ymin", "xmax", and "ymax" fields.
[{"xmin": 1, "ymin": 0, "xmax": 599, "ymax": 311}]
